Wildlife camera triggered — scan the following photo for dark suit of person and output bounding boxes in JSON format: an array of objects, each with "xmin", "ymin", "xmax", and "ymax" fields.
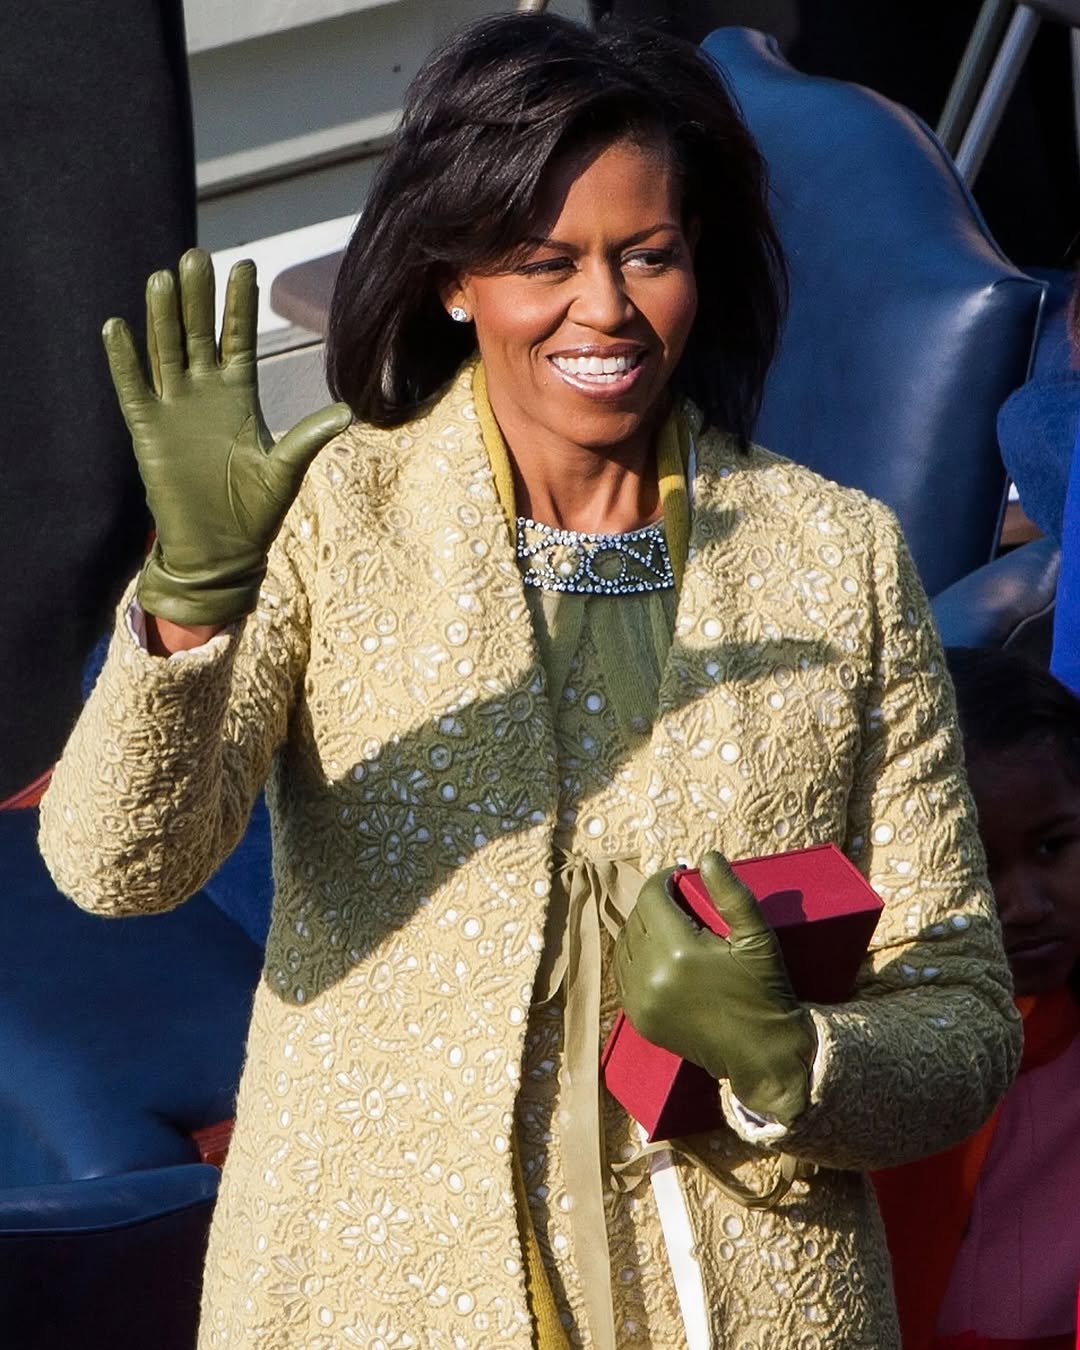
[{"xmin": 0, "ymin": 0, "xmax": 196, "ymax": 798}]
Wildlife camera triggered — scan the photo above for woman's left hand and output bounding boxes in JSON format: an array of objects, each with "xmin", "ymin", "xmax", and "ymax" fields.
[{"xmin": 614, "ymin": 851, "xmax": 817, "ymax": 1127}]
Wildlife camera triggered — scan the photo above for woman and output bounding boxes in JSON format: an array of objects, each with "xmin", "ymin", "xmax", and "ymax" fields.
[{"xmin": 40, "ymin": 13, "xmax": 1019, "ymax": 1348}]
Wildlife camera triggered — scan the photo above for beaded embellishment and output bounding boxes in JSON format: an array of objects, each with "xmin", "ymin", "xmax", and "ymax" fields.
[{"xmin": 515, "ymin": 516, "xmax": 675, "ymax": 595}]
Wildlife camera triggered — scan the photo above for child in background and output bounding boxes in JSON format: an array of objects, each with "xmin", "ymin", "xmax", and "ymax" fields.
[{"xmin": 874, "ymin": 646, "xmax": 1080, "ymax": 1350}]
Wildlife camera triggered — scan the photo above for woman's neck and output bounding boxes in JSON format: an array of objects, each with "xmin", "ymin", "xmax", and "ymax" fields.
[
  {"xmin": 492, "ymin": 400, "xmax": 664, "ymax": 535},
  {"xmin": 511, "ymin": 446, "xmax": 661, "ymax": 534}
]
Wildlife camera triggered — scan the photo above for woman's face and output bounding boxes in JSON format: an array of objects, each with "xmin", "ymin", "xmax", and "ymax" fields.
[
  {"xmin": 969, "ymin": 742, "xmax": 1080, "ymax": 995},
  {"xmin": 447, "ymin": 136, "xmax": 698, "ymax": 461}
]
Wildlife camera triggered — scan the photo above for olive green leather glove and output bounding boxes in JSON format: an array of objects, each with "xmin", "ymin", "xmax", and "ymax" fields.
[
  {"xmin": 614, "ymin": 851, "xmax": 817, "ymax": 1127},
  {"xmin": 102, "ymin": 248, "xmax": 352, "ymax": 626}
]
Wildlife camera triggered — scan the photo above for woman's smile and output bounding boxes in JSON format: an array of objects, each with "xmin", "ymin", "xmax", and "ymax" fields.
[{"xmin": 547, "ymin": 345, "xmax": 648, "ymax": 397}]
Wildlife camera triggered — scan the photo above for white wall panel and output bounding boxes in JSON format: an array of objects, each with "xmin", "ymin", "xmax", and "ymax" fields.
[{"xmin": 184, "ymin": 0, "xmax": 589, "ymax": 248}]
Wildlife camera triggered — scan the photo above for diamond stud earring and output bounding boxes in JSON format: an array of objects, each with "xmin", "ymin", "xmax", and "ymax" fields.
[{"xmin": 449, "ymin": 306, "xmax": 470, "ymax": 323}]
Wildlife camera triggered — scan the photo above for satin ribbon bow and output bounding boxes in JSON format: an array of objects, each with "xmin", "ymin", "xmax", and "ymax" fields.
[{"xmin": 531, "ymin": 850, "xmax": 645, "ymax": 1350}]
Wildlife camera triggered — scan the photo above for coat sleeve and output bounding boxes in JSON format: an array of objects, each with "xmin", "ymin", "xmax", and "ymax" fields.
[
  {"xmin": 720, "ymin": 499, "xmax": 1022, "ymax": 1170},
  {"xmin": 38, "ymin": 487, "xmax": 317, "ymax": 917}
]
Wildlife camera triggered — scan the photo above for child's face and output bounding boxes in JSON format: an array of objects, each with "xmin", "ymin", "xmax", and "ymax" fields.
[{"xmin": 969, "ymin": 742, "xmax": 1080, "ymax": 995}]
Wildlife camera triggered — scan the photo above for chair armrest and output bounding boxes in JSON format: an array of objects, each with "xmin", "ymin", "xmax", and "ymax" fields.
[
  {"xmin": 0, "ymin": 1165, "xmax": 219, "ymax": 1350},
  {"xmin": 931, "ymin": 537, "xmax": 1060, "ymax": 649},
  {"xmin": 0, "ymin": 1163, "xmax": 219, "ymax": 1233}
]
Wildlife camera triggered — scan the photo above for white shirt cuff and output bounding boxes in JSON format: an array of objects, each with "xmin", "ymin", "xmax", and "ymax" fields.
[
  {"xmin": 723, "ymin": 1022, "xmax": 827, "ymax": 1144},
  {"xmin": 126, "ymin": 597, "xmax": 228, "ymax": 661}
]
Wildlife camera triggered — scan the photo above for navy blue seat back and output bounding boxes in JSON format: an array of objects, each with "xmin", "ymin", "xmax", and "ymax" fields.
[
  {"xmin": 0, "ymin": 808, "xmax": 262, "ymax": 1186},
  {"xmin": 701, "ymin": 29, "xmax": 1045, "ymax": 598}
]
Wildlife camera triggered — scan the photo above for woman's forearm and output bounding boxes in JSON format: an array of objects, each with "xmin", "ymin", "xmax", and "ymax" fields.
[{"xmin": 39, "ymin": 607, "xmax": 243, "ymax": 915}]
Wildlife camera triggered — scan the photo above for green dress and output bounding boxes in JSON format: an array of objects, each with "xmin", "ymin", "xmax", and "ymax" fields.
[{"xmin": 512, "ymin": 512, "xmax": 695, "ymax": 1347}]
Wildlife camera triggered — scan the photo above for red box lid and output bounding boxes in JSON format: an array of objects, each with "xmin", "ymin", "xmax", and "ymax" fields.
[{"xmin": 601, "ymin": 843, "xmax": 883, "ymax": 1140}]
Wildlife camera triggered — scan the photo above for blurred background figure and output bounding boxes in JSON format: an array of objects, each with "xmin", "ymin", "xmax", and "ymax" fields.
[
  {"xmin": 876, "ymin": 646, "xmax": 1080, "ymax": 1350},
  {"xmin": 1052, "ymin": 417, "xmax": 1080, "ymax": 692},
  {"xmin": 0, "ymin": 0, "xmax": 196, "ymax": 801},
  {"xmin": 998, "ymin": 276, "xmax": 1080, "ymax": 693}
]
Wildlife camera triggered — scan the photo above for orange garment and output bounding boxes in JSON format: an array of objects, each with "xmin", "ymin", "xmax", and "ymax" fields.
[
  {"xmin": 872, "ymin": 987, "xmax": 1080, "ymax": 1350},
  {"xmin": 0, "ymin": 768, "xmax": 53, "ymax": 810},
  {"xmin": 934, "ymin": 1335, "xmax": 1073, "ymax": 1350}
]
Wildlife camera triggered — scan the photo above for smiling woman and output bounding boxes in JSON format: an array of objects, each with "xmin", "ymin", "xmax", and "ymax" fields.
[
  {"xmin": 448, "ymin": 139, "xmax": 702, "ymax": 529},
  {"xmin": 39, "ymin": 12, "xmax": 1020, "ymax": 1350},
  {"xmin": 442, "ymin": 139, "xmax": 698, "ymax": 532},
  {"xmin": 325, "ymin": 14, "xmax": 784, "ymax": 447}
]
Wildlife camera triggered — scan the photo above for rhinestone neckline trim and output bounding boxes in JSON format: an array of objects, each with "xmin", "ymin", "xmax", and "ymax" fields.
[{"xmin": 515, "ymin": 516, "xmax": 675, "ymax": 595}]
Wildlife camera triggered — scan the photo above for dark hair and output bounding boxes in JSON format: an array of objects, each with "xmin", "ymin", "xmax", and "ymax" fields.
[
  {"xmin": 946, "ymin": 646, "xmax": 1080, "ymax": 778},
  {"xmin": 325, "ymin": 12, "xmax": 786, "ymax": 440}
]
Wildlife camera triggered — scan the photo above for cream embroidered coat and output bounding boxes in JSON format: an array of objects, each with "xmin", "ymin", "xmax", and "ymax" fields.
[{"xmin": 40, "ymin": 367, "xmax": 1020, "ymax": 1348}]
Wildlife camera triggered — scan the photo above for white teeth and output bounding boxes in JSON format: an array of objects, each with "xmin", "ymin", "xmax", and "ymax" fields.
[{"xmin": 551, "ymin": 353, "xmax": 640, "ymax": 381}]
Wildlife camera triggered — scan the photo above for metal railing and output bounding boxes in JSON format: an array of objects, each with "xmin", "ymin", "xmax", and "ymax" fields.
[{"xmin": 937, "ymin": 0, "xmax": 1080, "ymax": 184}]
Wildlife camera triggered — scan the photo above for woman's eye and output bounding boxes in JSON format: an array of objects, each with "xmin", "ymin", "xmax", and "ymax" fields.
[
  {"xmin": 625, "ymin": 247, "xmax": 676, "ymax": 270},
  {"xmin": 519, "ymin": 257, "xmax": 573, "ymax": 277}
]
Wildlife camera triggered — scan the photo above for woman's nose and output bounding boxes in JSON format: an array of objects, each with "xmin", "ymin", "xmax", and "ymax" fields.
[{"xmin": 570, "ymin": 262, "xmax": 634, "ymax": 331}]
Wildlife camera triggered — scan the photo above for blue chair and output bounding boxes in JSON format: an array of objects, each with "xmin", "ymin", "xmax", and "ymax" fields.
[
  {"xmin": 0, "ymin": 802, "xmax": 268, "ymax": 1348},
  {"xmin": 701, "ymin": 28, "xmax": 1056, "ymax": 648},
  {"xmin": 0, "ymin": 1166, "xmax": 219, "ymax": 1349}
]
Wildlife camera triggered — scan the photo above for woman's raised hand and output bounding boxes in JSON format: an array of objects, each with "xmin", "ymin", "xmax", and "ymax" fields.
[{"xmin": 102, "ymin": 248, "xmax": 352, "ymax": 628}]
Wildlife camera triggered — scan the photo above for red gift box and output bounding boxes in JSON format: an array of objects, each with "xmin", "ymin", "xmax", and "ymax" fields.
[{"xmin": 601, "ymin": 843, "xmax": 883, "ymax": 1140}]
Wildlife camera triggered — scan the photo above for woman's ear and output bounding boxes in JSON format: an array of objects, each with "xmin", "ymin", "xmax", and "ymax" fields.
[{"xmin": 438, "ymin": 276, "xmax": 471, "ymax": 323}]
